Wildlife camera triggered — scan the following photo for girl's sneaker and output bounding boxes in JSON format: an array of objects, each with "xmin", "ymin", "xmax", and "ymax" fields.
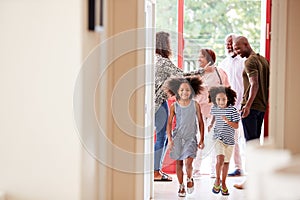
[{"xmin": 178, "ymin": 183, "xmax": 186, "ymax": 197}]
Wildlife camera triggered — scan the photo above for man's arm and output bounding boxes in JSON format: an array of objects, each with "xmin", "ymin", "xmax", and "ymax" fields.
[{"xmin": 242, "ymin": 74, "xmax": 259, "ymax": 118}]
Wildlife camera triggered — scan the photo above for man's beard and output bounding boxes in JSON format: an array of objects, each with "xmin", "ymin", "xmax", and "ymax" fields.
[{"xmin": 228, "ymin": 51, "xmax": 235, "ymax": 57}]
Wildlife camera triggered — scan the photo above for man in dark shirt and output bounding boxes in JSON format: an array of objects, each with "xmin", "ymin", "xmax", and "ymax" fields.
[
  {"xmin": 232, "ymin": 36, "xmax": 270, "ymax": 189},
  {"xmin": 233, "ymin": 36, "xmax": 269, "ymax": 141}
]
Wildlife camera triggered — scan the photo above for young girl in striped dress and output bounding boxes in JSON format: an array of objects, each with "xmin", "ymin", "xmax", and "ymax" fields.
[
  {"xmin": 208, "ymin": 86, "xmax": 240, "ymax": 196},
  {"xmin": 164, "ymin": 76, "xmax": 205, "ymax": 197}
]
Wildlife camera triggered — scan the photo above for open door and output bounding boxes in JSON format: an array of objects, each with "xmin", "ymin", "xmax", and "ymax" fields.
[
  {"xmin": 145, "ymin": 1, "xmax": 156, "ymax": 199},
  {"xmin": 264, "ymin": 0, "xmax": 272, "ymax": 137}
]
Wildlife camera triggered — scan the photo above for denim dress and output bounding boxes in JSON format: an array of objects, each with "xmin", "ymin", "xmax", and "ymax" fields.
[{"xmin": 170, "ymin": 100, "xmax": 198, "ymax": 160}]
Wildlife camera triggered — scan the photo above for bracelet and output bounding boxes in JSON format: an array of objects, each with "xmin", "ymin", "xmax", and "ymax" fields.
[
  {"xmin": 197, "ymin": 69, "xmax": 205, "ymax": 76},
  {"xmin": 183, "ymin": 69, "xmax": 205, "ymax": 77}
]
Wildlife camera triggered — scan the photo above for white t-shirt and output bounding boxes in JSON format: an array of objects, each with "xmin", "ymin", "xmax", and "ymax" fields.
[{"xmin": 219, "ymin": 55, "xmax": 245, "ymax": 110}]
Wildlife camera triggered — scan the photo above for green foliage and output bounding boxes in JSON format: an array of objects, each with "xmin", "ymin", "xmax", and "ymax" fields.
[
  {"xmin": 155, "ymin": 0, "xmax": 178, "ymax": 33},
  {"xmin": 156, "ymin": 0, "xmax": 262, "ymax": 70}
]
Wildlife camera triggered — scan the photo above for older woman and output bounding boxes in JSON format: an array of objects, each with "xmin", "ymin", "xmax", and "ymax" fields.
[{"xmin": 193, "ymin": 49, "xmax": 230, "ymax": 178}]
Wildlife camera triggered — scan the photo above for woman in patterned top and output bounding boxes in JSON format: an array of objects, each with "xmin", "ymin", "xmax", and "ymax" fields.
[
  {"xmin": 154, "ymin": 31, "xmax": 183, "ymax": 182},
  {"xmin": 208, "ymin": 86, "xmax": 240, "ymax": 196},
  {"xmin": 154, "ymin": 31, "xmax": 201, "ymax": 181}
]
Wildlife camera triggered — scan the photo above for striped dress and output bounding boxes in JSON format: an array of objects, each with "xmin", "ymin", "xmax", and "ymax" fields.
[
  {"xmin": 170, "ymin": 100, "xmax": 198, "ymax": 160},
  {"xmin": 211, "ymin": 105, "xmax": 240, "ymax": 145}
]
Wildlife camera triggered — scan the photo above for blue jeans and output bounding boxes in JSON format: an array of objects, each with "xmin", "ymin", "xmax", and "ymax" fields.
[
  {"xmin": 154, "ymin": 101, "xmax": 169, "ymax": 171},
  {"xmin": 242, "ymin": 109, "xmax": 265, "ymax": 141}
]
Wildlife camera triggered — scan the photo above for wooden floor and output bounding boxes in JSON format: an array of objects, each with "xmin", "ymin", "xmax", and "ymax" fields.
[{"xmin": 154, "ymin": 174, "xmax": 247, "ymax": 200}]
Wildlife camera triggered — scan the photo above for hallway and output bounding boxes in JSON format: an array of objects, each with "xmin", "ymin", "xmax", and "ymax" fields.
[{"xmin": 1, "ymin": 1, "xmax": 300, "ymax": 199}]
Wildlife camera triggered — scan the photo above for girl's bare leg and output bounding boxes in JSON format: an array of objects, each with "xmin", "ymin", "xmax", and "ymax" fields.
[
  {"xmin": 185, "ymin": 157, "xmax": 195, "ymax": 194},
  {"xmin": 215, "ymin": 154, "xmax": 224, "ymax": 186},
  {"xmin": 176, "ymin": 160, "xmax": 184, "ymax": 184},
  {"xmin": 222, "ymin": 162, "xmax": 230, "ymax": 189},
  {"xmin": 185, "ymin": 157, "xmax": 193, "ymax": 178},
  {"xmin": 176, "ymin": 160, "xmax": 186, "ymax": 196}
]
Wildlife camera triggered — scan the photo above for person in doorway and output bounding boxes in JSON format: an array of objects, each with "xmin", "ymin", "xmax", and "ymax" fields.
[
  {"xmin": 193, "ymin": 49, "xmax": 230, "ymax": 178},
  {"xmin": 154, "ymin": 31, "xmax": 183, "ymax": 181},
  {"xmin": 208, "ymin": 86, "xmax": 240, "ymax": 196},
  {"xmin": 219, "ymin": 34, "xmax": 245, "ymax": 177},
  {"xmin": 164, "ymin": 76, "xmax": 205, "ymax": 197},
  {"xmin": 154, "ymin": 31, "xmax": 203, "ymax": 181},
  {"xmin": 232, "ymin": 36, "xmax": 270, "ymax": 189}
]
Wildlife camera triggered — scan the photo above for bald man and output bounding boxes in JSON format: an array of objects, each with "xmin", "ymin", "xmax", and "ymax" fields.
[
  {"xmin": 233, "ymin": 36, "xmax": 269, "ymax": 141},
  {"xmin": 232, "ymin": 36, "xmax": 270, "ymax": 189}
]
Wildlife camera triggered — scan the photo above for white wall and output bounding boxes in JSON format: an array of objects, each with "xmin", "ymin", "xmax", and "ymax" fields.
[
  {"xmin": 0, "ymin": 0, "xmax": 154, "ymax": 199},
  {"xmin": 0, "ymin": 1, "xmax": 82, "ymax": 199},
  {"xmin": 283, "ymin": 0, "xmax": 300, "ymax": 154},
  {"xmin": 269, "ymin": 0, "xmax": 300, "ymax": 154}
]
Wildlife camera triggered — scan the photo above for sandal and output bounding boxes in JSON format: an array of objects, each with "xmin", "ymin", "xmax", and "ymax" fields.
[
  {"xmin": 186, "ymin": 177, "xmax": 194, "ymax": 194},
  {"xmin": 154, "ymin": 174, "xmax": 172, "ymax": 182},
  {"xmin": 159, "ymin": 170, "xmax": 168, "ymax": 176},
  {"xmin": 212, "ymin": 184, "xmax": 221, "ymax": 194},
  {"xmin": 178, "ymin": 183, "xmax": 186, "ymax": 197},
  {"xmin": 221, "ymin": 187, "xmax": 229, "ymax": 196}
]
